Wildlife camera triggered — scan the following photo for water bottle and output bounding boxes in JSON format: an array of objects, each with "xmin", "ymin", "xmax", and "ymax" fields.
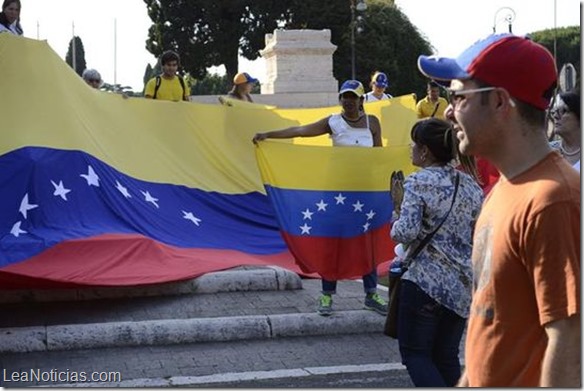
[{"xmin": 389, "ymin": 244, "xmax": 405, "ymax": 277}]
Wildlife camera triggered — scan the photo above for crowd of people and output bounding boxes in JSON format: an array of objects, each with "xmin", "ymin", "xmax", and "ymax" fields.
[{"xmin": 2, "ymin": 3, "xmax": 580, "ymax": 387}]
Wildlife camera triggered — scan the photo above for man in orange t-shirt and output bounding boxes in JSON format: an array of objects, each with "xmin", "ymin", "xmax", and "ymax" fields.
[{"xmin": 418, "ymin": 34, "xmax": 581, "ymax": 387}]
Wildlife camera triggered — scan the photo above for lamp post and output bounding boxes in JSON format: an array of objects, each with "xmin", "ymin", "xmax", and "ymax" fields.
[
  {"xmin": 350, "ymin": 0, "xmax": 367, "ymax": 80},
  {"xmin": 492, "ymin": 7, "xmax": 516, "ymax": 33}
]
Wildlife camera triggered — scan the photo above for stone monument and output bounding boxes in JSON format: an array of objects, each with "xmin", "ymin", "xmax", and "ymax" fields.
[{"xmin": 260, "ymin": 29, "xmax": 338, "ymax": 95}]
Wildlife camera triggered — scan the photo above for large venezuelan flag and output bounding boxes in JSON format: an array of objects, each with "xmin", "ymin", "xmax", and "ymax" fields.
[
  {"xmin": 255, "ymin": 142, "xmax": 414, "ymax": 280},
  {"xmin": 0, "ymin": 34, "xmax": 416, "ymax": 289}
]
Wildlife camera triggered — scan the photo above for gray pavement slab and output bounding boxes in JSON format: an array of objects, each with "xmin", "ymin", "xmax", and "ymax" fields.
[
  {"xmin": 0, "ymin": 333, "xmax": 404, "ymax": 387},
  {"xmin": 0, "ymin": 269, "xmax": 389, "ymax": 353}
]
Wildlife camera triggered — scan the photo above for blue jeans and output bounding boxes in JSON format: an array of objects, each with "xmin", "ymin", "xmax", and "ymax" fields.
[
  {"xmin": 397, "ymin": 280, "xmax": 466, "ymax": 387},
  {"xmin": 321, "ymin": 269, "xmax": 378, "ymax": 295}
]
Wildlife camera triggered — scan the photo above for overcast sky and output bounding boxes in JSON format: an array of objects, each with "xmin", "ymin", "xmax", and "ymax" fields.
[{"xmin": 21, "ymin": 0, "xmax": 581, "ymax": 91}]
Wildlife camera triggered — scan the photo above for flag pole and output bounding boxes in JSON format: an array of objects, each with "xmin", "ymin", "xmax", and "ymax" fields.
[
  {"xmin": 72, "ymin": 21, "xmax": 76, "ymax": 73},
  {"xmin": 114, "ymin": 18, "xmax": 117, "ymax": 87}
]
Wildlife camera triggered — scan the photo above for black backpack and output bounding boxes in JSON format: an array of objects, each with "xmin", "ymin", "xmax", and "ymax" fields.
[{"xmin": 153, "ymin": 75, "xmax": 186, "ymax": 100}]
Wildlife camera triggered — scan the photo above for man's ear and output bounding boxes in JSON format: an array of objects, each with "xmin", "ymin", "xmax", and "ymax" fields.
[{"xmin": 495, "ymin": 88, "xmax": 516, "ymax": 111}]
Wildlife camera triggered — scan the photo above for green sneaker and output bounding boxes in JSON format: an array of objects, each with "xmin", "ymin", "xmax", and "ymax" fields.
[
  {"xmin": 364, "ymin": 293, "xmax": 388, "ymax": 315},
  {"xmin": 317, "ymin": 294, "xmax": 333, "ymax": 316}
]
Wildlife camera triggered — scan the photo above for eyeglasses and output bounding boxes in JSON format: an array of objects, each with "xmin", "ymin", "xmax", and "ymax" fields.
[
  {"xmin": 447, "ymin": 87, "xmax": 497, "ymax": 106},
  {"xmin": 447, "ymin": 86, "xmax": 517, "ymax": 108}
]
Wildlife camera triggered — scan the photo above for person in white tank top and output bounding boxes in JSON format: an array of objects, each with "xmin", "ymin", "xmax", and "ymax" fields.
[{"xmin": 252, "ymin": 80, "xmax": 388, "ymax": 317}]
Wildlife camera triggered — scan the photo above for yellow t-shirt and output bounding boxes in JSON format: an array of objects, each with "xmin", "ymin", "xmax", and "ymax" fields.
[
  {"xmin": 144, "ymin": 75, "xmax": 188, "ymax": 102},
  {"xmin": 416, "ymin": 96, "xmax": 448, "ymax": 119}
]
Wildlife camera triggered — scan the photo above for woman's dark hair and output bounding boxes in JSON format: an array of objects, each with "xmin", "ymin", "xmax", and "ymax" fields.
[
  {"xmin": 411, "ymin": 118, "xmax": 455, "ymax": 163},
  {"xmin": 559, "ymin": 90, "xmax": 580, "ymax": 121},
  {"xmin": 0, "ymin": 0, "xmax": 22, "ymax": 34},
  {"xmin": 411, "ymin": 117, "xmax": 480, "ymax": 182}
]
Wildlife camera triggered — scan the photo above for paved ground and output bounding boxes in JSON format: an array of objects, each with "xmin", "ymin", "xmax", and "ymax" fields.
[{"xmin": 0, "ymin": 266, "xmax": 464, "ymax": 387}]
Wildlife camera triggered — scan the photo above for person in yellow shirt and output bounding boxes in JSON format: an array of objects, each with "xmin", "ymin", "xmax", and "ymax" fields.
[
  {"xmin": 416, "ymin": 81, "xmax": 448, "ymax": 119},
  {"xmin": 144, "ymin": 50, "xmax": 189, "ymax": 102}
]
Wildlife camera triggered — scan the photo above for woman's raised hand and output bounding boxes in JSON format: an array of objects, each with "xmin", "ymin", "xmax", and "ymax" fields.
[{"xmin": 390, "ymin": 170, "xmax": 405, "ymax": 213}]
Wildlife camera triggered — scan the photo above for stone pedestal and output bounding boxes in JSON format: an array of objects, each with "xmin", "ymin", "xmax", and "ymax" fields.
[{"xmin": 260, "ymin": 29, "xmax": 338, "ymax": 94}]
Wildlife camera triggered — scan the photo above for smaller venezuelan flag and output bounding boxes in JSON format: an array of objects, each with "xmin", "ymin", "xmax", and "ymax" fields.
[{"xmin": 255, "ymin": 141, "xmax": 414, "ymax": 280}]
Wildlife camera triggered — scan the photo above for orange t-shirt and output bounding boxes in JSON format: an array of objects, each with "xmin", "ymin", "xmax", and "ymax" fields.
[{"xmin": 466, "ymin": 152, "xmax": 580, "ymax": 387}]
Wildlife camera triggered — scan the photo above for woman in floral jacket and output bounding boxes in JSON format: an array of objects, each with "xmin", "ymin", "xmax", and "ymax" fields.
[{"xmin": 390, "ymin": 118, "xmax": 483, "ymax": 387}]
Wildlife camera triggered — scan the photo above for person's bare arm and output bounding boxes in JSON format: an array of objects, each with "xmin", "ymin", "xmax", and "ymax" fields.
[
  {"xmin": 368, "ymin": 115, "xmax": 382, "ymax": 147},
  {"xmin": 252, "ymin": 117, "xmax": 331, "ymax": 143},
  {"xmin": 540, "ymin": 314, "xmax": 581, "ymax": 387}
]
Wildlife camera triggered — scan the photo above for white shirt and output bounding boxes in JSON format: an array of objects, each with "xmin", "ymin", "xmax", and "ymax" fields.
[
  {"xmin": 328, "ymin": 114, "xmax": 372, "ymax": 147},
  {"xmin": 0, "ymin": 22, "xmax": 20, "ymax": 35},
  {"xmin": 364, "ymin": 91, "xmax": 392, "ymax": 102}
]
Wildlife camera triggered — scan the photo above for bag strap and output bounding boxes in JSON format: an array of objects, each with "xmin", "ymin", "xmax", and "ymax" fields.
[
  {"xmin": 153, "ymin": 76, "xmax": 162, "ymax": 100},
  {"xmin": 403, "ymin": 172, "xmax": 460, "ymax": 268},
  {"xmin": 430, "ymin": 101, "xmax": 441, "ymax": 118}
]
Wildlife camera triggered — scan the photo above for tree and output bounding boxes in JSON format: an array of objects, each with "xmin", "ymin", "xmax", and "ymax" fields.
[
  {"xmin": 285, "ymin": 0, "xmax": 430, "ymax": 97},
  {"xmin": 351, "ymin": 0, "xmax": 432, "ymax": 98},
  {"xmin": 65, "ymin": 36, "xmax": 87, "ymax": 76},
  {"xmin": 189, "ymin": 73, "xmax": 230, "ymax": 96},
  {"xmin": 143, "ymin": 0, "xmax": 433, "ymax": 96},
  {"xmin": 144, "ymin": 0, "xmax": 288, "ymax": 81},
  {"xmin": 529, "ymin": 26, "xmax": 581, "ymax": 87}
]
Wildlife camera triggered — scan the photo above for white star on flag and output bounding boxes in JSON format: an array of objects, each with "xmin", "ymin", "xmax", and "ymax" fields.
[
  {"xmin": 182, "ymin": 211, "xmax": 202, "ymax": 226},
  {"xmin": 334, "ymin": 193, "xmax": 346, "ymax": 205},
  {"xmin": 80, "ymin": 165, "xmax": 100, "ymax": 187},
  {"xmin": 353, "ymin": 200, "xmax": 364, "ymax": 212},
  {"xmin": 10, "ymin": 221, "xmax": 27, "ymax": 237},
  {"xmin": 363, "ymin": 222, "xmax": 370, "ymax": 232},
  {"xmin": 301, "ymin": 209, "xmax": 314, "ymax": 220},
  {"xmin": 366, "ymin": 210, "xmax": 376, "ymax": 220},
  {"xmin": 115, "ymin": 181, "xmax": 131, "ymax": 198},
  {"xmin": 300, "ymin": 223, "xmax": 312, "ymax": 235},
  {"xmin": 19, "ymin": 193, "xmax": 38, "ymax": 219},
  {"xmin": 316, "ymin": 200, "xmax": 328, "ymax": 211},
  {"xmin": 51, "ymin": 180, "xmax": 71, "ymax": 201},
  {"xmin": 141, "ymin": 190, "xmax": 159, "ymax": 208}
]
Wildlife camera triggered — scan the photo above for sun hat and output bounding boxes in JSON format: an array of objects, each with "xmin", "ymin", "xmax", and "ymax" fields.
[
  {"xmin": 233, "ymin": 72, "xmax": 258, "ymax": 85},
  {"xmin": 339, "ymin": 80, "xmax": 365, "ymax": 97},
  {"xmin": 417, "ymin": 33, "xmax": 557, "ymax": 110}
]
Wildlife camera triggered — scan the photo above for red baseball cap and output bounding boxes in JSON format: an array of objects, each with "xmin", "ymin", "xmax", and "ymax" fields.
[{"xmin": 418, "ymin": 34, "xmax": 557, "ymax": 110}]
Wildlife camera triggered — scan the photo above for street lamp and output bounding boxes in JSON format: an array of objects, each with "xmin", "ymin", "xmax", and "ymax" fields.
[
  {"xmin": 350, "ymin": 0, "xmax": 367, "ymax": 80},
  {"xmin": 492, "ymin": 7, "xmax": 516, "ymax": 33}
]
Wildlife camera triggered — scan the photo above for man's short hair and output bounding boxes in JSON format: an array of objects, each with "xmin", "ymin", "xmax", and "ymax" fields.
[
  {"xmin": 160, "ymin": 50, "xmax": 180, "ymax": 66},
  {"xmin": 82, "ymin": 68, "xmax": 101, "ymax": 82},
  {"xmin": 428, "ymin": 81, "xmax": 440, "ymax": 89}
]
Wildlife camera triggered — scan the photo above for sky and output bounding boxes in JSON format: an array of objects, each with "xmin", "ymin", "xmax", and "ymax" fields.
[{"xmin": 21, "ymin": 0, "xmax": 581, "ymax": 92}]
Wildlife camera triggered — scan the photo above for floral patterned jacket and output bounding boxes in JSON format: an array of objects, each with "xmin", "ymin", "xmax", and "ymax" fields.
[{"xmin": 390, "ymin": 165, "xmax": 483, "ymax": 318}]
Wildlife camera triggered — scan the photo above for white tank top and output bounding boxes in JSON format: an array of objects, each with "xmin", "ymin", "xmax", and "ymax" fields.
[{"xmin": 328, "ymin": 114, "xmax": 373, "ymax": 147}]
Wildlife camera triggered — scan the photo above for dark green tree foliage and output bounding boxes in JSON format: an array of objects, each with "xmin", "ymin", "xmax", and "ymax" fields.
[
  {"xmin": 143, "ymin": 63, "xmax": 153, "ymax": 86},
  {"xmin": 144, "ymin": 0, "xmax": 287, "ymax": 80},
  {"xmin": 286, "ymin": 0, "xmax": 430, "ymax": 97},
  {"xmin": 144, "ymin": 0, "xmax": 432, "ymax": 97},
  {"xmin": 357, "ymin": 1, "xmax": 432, "ymax": 98},
  {"xmin": 65, "ymin": 36, "xmax": 87, "ymax": 76},
  {"xmin": 189, "ymin": 73, "xmax": 230, "ymax": 95},
  {"xmin": 529, "ymin": 26, "xmax": 580, "ymax": 86}
]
